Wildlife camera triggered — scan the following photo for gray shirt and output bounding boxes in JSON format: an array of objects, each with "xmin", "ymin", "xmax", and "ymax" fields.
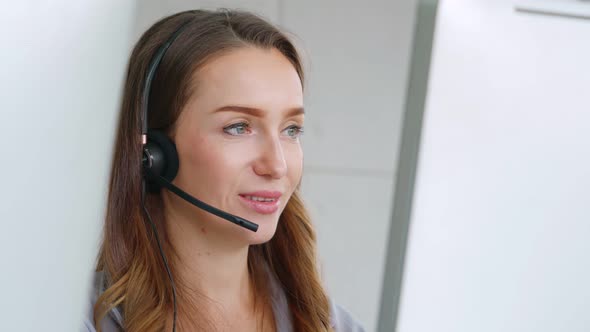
[{"xmin": 82, "ymin": 270, "xmax": 365, "ymax": 332}]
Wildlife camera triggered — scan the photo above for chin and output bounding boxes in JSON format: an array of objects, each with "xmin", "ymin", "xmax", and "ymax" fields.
[{"xmin": 243, "ymin": 221, "xmax": 279, "ymax": 245}]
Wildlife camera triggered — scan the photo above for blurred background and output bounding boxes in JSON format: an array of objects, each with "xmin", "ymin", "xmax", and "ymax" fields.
[{"xmin": 1, "ymin": 0, "xmax": 589, "ymax": 331}]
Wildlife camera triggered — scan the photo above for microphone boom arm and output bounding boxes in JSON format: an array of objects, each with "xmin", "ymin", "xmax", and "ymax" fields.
[{"xmin": 147, "ymin": 171, "xmax": 259, "ymax": 232}]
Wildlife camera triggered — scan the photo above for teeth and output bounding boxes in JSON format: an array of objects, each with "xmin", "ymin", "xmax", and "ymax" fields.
[{"xmin": 245, "ymin": 195, "xmax": 276, "ymax": 202}]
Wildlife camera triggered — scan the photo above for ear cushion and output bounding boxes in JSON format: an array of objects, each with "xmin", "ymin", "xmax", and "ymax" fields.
[{"xmin": 146, "ymin": 130, "xmax": 179, "ymax": 182}]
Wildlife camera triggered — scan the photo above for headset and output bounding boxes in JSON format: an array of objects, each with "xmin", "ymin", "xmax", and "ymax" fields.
[{"xmin": 139, "ymin": 18, "xmax": 259, "ymax": 332}]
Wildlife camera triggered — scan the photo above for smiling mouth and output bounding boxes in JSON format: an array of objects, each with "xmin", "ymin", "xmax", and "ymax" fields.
[
  {"xmin": 238, "ymin": 193, "xmax": 281, "ymax": 214},
  {"xmin": 241, "ymin": 195, "xmax": 277, "ymax": 202}
]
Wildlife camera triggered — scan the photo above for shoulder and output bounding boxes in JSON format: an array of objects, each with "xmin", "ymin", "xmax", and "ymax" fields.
[
  {"xmin": 80, "ymin": 271, "xmax": 123, "ymax": 332},
  {"xmin": 329, "ymin": 299, "xmax": 366, "ymax": 332},
  {"xmin": 266, "ymin": 265, "xmax": 365, "ymax": 332}
]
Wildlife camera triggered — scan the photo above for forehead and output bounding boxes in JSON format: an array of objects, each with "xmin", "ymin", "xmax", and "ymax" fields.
[{"xmin": 189, "ymin": 47, "xmax": 303, "ymax": 112}]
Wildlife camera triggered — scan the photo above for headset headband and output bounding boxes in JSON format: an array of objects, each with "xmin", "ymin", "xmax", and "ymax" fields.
[{"xmin": 141, "ymin": 19, "xmax": 194, "ymax": 144}]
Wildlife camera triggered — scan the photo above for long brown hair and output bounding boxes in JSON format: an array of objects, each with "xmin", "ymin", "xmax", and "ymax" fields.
[{"xmin": 94, "ymin": 9, "xmax": 332, "ymax": 332}]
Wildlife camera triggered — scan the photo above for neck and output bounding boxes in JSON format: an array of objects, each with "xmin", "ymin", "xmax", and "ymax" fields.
[{"xmin": 164, "ymin": 204, "xmax": 257, "ymax": 316}]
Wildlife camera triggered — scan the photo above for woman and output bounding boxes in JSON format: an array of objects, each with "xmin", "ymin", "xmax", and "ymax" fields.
[{"xmin": 84, "ymin": 9, "xmax": 365, "ymax": 332}]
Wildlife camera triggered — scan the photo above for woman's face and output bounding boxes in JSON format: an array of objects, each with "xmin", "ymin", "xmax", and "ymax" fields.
[{"xmin": 170, "ymin": 47, "xmax": 304, "ymax": 245}]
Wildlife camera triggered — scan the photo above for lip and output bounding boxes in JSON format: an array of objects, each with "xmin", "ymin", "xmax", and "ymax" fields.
[
  {"xmin": 240, "ymin": 190, "xmax": 282, "ymax": 199},
  {"xmin": 239, "ymin": 191, "xmax": 282, "ymax": 215}
]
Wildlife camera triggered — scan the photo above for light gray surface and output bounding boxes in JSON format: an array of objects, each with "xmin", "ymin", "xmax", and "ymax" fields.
[
  {"xmin": 378, "ymin": 1, "xmax": 438, "ymax": 331},
  {"xmin": 0, "ymin": 1, "xmax": 136, "ymax": 331},
  {"xmin": 396, "ymin": 1, "xmax": 590, "ymax": 331},
  {"xmin": 515, "ymin": 0, "xmax": 590, "ymax": 20}
]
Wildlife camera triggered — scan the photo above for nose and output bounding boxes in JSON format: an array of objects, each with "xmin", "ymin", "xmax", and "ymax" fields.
[{"xmin": 253, "ymin": 136, "xmax": 288, "ymax": 179}]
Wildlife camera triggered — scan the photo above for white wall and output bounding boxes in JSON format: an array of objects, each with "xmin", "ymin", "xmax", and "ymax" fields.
[
  {"xmin": 0, "ymin": 2, "xmax": 136, "ymax": 331},
  {"xmin": 397, "ymin": 1, "xmax": 590, "ymax": 331},
  {"xmin": 134, "ymin": 0, "xmax": 280, "ymax": 38},
  {"xmin": 133, "ymin": 2, "xmax": 417, "ymax": 331},
  {"xmin": 283, "ymin": 2, "xmax": 415, "ymax": 331}
]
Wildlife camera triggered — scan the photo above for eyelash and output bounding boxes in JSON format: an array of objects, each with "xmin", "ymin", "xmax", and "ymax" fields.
[
  {"xmin": 223, "ymin": 122, "xmax": 305, "ymax": 139},
  {"xmin": 223, "ymin": 122, "xmax": 252, "ymax": 136},
  {"xmin": 284, "ymin": 125, "xmax": 305, "ymax": 139}
]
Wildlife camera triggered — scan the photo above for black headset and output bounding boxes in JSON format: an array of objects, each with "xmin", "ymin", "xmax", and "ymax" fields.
[{"xmin": 138, "ymin": 18, "xmax": 259, "ymax": 332}]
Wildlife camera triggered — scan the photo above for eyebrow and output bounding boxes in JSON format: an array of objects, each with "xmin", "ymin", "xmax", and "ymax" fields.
[{"xmin": 212, "ymin": 105, "xmax": 305, "ymax": 118}]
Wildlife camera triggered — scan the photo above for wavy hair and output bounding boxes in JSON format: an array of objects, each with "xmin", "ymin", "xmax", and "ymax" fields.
[{"xmin": 93, "ymin": 9, "xmax": 332, "ymax": 332}]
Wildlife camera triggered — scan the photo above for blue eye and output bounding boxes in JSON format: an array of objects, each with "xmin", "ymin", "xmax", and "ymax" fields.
[
  {"xmin": 223, "ymin": 122, "xmax": 251, "ymax": 136},
  {"xmin": 283, "ymin": 125, "xmax": 304, "ymax": 139}
]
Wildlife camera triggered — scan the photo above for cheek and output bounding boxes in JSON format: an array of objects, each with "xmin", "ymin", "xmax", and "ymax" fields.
[
  {"xmin": 185, "ymin": 135, "xmax": 213, "ymax": 168},
  {"xmin": 182, "ymin": 135, "xmax": 250, "ymax": 188},
  {"xmin": 286, "ymin": 144, "xmax": 303, "ymax": 185},
  {"xmin": 180, "ymin": 135, "xmax": 229, "ymax": 187}
]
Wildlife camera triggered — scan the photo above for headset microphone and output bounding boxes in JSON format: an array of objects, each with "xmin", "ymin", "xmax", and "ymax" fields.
[{"xmin": 142, "ymin": 151, "xmax": 259, "ymax": 232}]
